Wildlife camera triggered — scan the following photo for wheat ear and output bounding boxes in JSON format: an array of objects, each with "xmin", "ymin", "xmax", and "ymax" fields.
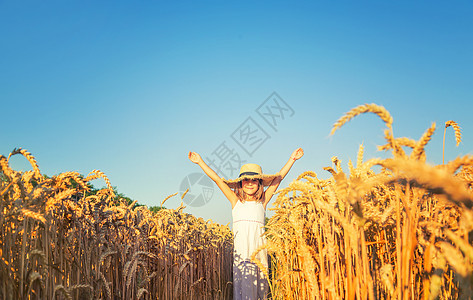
[
  {"xmin": 411, "ymin": 122, "xmax": 436, "ymax": 160},
  {"xmin": 85, "ymin": 169, "xmax": 115, "ymax": 197},
  {"xmin": 446, "ymin": 120, "xmax": 462, "ymax": 146},
  {"xmin": 330, "ymin": 103, "xmax": 393, "ymax": 136},
  {"xmin": 0, "ymin": 155, "xmax": 14, "ymax": 179},
  {"xmin": 443, "ymin": 120, "xmax": 462, "ymax": 164},
  {"xmin": 7, "ymin": 148, "xmax": 42, "ymax": 179},
  {"xmin": 161, "ymin": 192, "xmax": 178, "ymax": 207}
]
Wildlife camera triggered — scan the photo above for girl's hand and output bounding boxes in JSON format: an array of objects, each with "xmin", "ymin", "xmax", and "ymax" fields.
[
  {"xmin": 188, "ymin": 151, "xmax": 203, "ymax": 164},
  {"xmin": 291, "ymin": 148, "xmax": 304, "ymax": 161}
]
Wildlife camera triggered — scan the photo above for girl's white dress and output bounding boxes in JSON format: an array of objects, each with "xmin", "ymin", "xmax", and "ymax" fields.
[{"xmin": 232, "ymin": 200, "xmax": 269, "ymax": 300}]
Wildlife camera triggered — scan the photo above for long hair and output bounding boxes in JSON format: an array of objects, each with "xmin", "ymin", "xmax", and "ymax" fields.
[{"xmin": 234, "ymin": 179, "xmax": 264, "ymax": 203}]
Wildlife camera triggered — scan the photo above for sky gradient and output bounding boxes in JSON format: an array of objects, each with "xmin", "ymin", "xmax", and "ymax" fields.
[{"xmin": 1, "ymin": 1, "xmax": 472, "ymax": 226}]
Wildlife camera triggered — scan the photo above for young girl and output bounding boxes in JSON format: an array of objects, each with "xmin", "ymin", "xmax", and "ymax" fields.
[{"xmin": 188, "ymin": 148, "xmax": 304, "ymax": 300}]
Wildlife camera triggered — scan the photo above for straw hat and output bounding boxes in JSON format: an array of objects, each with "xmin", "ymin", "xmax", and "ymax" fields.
[{"xmin": 223, "ymin": 163, "xmax": 280, "ymax": 189}]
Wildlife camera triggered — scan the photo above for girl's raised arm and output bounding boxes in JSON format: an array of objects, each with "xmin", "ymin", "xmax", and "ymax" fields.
[
  {"xmin": 188, "ymin": 151, "xmax": 239, "ymax": 207},
  {"xmin": 263, "ymin": 148, "xmax": 304, "ymax": 208}
]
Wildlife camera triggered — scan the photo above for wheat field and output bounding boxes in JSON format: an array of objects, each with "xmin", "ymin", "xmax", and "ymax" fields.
[
  {"xmin": 1, "ymin": 104, "xmax": 473, "ymax": 299},
  {"xmin": 0, "ymin": 150, "xmax": 233, "ymax": 299},
  {"xmin": 261, "ymin": 104, "xmax": 472, "ymax": 299}
]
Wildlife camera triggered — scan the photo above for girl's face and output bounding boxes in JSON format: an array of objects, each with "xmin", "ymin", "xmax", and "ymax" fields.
[{"xmin": 241, "ymin": 179, "xmax": 260, "ymax": 196}]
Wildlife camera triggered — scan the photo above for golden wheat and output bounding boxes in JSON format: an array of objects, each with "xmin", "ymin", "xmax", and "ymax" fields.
[
  {"xmin": 265, "ymin": 104, "xmax": 472, "ymax": 299},
  {"xmin": 7, "ymin": 147, "xmax": 42, "ymax": 179},
  {"xmin": 443, "ymin": 120, "xmax": 463, "ymax": 164},
  {"xmin": 0, "ymin": 150, "xmax": 233, "ymax": 299},
  {"xmin": 330, "ymin": 103, "xmax": 393, "ymax": 136},
  {"xmin": 445, "ymin": 120, "xmax": 462, "ymax": 146}
]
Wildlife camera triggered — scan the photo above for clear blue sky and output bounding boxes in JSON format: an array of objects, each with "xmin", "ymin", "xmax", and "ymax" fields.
[{"xmin": 1, "ymin": 1, "xmax": 472, "ymax": 226}]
